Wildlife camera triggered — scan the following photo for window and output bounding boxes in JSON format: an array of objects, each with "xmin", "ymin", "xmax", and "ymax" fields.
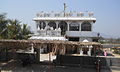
[
  {"xmin": 69, "ymin": 22, "xmax": 79, "ymax": 31},
  {"xmin": 68, "ymin": 37, "xmax": 79, "ymax": 41},
  {"xmin": 39, "ymin": 21, "xmax": 46, "ymax": 29},
  {"xmin": 81, "ymin": 22, "xmax": 91, "ymax": 31},
  {"xmin": 58, "ymin": 21, "xmax": 67, "ymax": 35},
  {"xmin": 48, "ymin": 21, "xmax": 56, "ymax": 30}
]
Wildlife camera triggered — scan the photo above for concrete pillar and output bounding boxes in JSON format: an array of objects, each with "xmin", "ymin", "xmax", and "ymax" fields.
[
  {"xmin": 36, "ymin": 21, "xmax": 40, "ymax": 30},
  {"xmin": 68, "ymin": 23, "xmax": 69, "ymax": 31},
  {"xmin": 87, "ymin": 45, "xmax": 92, "ymax": 56},
  {"xmin": 90, "ymin": 21, "xmax": 93, "ymax": 31},
  {"xmin": 35, "ymin": 48, "xmax": 40, "ymax": 63},
  {"xmin": 79, "ymin": 21, "xmax": 82, "ymax": 31},
  {"xmin": 67, "ymin": 21, "xmax": 71, "ymax": 31},
  {"xmin": 56, "ymin": 21, "xmax": 59, "ymax": 29},
  {"xmin": 87, "ymin": 48, "xmax": 91, "ymax": 56},
  {"xmin": 80, "ymin": 48, "xmax": 83, "ymax": 55},
  {"xmin": 44, "ymin": 21, "xmax": 49, "ymax": 35},
  {"xmin": 45, "ymin": 21, "xmax": 49, "ymax": 27},
  {"xmin": 31, "ymin": 43, "xmax": 34, "ymax": 53}
]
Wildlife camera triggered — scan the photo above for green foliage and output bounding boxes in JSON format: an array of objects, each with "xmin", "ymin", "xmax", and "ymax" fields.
[
  {"xmin": 0, "ymin": 13, "xmax": 33, "ymax": 40},
  {"xmin": 20, "ymin": 24, "xmax": 32, "ymax": 39},
  {"xmin": 0, "ymin": 13, "xmax": 8, "ymax": 39}
]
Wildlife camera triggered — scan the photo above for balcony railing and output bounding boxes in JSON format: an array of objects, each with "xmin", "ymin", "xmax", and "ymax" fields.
[{"xmin": 36, "ymin": 11, "xmax": 94, "ymax": 18}]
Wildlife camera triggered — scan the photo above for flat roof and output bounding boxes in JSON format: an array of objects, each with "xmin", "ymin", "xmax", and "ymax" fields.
[{"xmin": 33, "ymin": 17, "xmax": 96, "ymax": 21}]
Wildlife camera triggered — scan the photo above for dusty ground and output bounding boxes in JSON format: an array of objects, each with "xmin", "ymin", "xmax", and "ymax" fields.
[
  {"xmin": 1, "ymin": 53, "xmax": 120, "ymax": 72},
  {"xmin": 0, "ymin": 60, "xmax": 119, "ymax": 72},
  {"xmin": 0, "ymin": 64, "xmax": 113, "ymax": 72}
]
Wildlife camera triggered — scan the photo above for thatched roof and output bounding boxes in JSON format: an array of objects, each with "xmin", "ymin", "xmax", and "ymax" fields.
[
  {"xmin": 0, "ymin": 39, "xmax": 101, "ymax": 49},
  {"xmin": 112, "ymin": 47, "xmax": 120, "ymax": 49}
]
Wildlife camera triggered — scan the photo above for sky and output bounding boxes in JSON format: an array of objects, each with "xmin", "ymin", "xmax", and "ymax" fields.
[{"xmin": 0, "ymin": 0, "xmax": 120, "ymax": 38}]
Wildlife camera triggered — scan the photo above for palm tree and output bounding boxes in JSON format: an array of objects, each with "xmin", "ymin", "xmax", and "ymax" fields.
[
  {"xmin": 7, "ymin": 20, "xmax": 32, "ymax": 39},
  {"xmin": 21, "ymin": 24, "xmax": 32, "ymax": 39},
  {"xmin": 7, "ymin": 19, "xmax": 22, "ymax": 39},
  {"xmin": 0, "ymin": 13, "xmax": 32, "ymax": 40},
  {"xmin": 0, "ymin": 13, "xmax": 8, "ymax": 39}
]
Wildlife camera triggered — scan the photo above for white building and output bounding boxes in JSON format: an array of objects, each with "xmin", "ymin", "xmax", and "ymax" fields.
[{"xmin": 31, "ymin": 11, "xmax": 99, "ymax": 42}]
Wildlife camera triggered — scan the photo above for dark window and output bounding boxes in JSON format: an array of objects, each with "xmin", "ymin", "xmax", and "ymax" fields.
[
  {"xmin": 69, "ymin": 22, "xmax": 79, "ymax": 31},
  {"xmin": 58, "ymin": 21, "xmax": 67, "ymax": 35},
  {"xmin": 69, "ymin": 37, "xmax": 79, "ymax": 41},
  {"xmin": 81, "ymin": 22, "xmax": 91, "ymax": 31},
  {"xmin": 82, "ymin": 48, "xmax": 89, "ymax": 54},
  {"xmin": 38, "ymin": 21, "xmax": 46, "ymax": 29},
  {"xmin": 93, "ymin": 39, "xmax": 98, "ymax": 42},
  {"xmin": 48, "ymin": 21, "xmax": 56, "ymax": 30}
]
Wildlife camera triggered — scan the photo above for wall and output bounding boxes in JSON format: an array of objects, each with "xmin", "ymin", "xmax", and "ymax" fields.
[{"xmin": 54, "ymin": 55, "xmax": 120, "ymax": 67}]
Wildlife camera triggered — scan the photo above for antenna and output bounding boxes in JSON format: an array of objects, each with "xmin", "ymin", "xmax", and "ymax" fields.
[{"xmin": 64, "ymin": 3, "xmax": 67, "ymax": 17}]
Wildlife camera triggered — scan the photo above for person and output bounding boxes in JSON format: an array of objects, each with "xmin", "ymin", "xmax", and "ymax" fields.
[
  {"xmin": 104, "ymin": 50, "xmax": 107, "ymax": 56},
  {"xmin": 95, "ymin": 59, "xmax": 101, "ymax": 72}
]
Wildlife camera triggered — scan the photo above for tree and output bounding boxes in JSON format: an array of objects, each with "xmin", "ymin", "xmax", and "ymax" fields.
[
  {"xmin": 0, "ymin": 13, "xmax": 8, "ymax": 39},
  {"xmin": 21, "ymin": 24, "xmax": 32, "ymax": 39},
  {"xmin": 7, "ymin": 19, "xmax": 33, "ymax": 40},
  {"xmin": 7, "ymin": 19, "xmax": 22, "ymax": 39},
  {"xmin": 0, "ymin": 13, "xmax": 32, "ymax": 40}
]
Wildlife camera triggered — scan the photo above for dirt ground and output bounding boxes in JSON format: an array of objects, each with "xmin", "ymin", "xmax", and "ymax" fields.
[
  {"xmin": 0, "ymin": 64, "xmax": 113, "ymax": 72},
  {"xmin": 1, "ymin": 52, "xmax": 120, "ymax": 72},
  {"xmin": 0, "ymin": 60, "xmax": 119, "ymax": 72}
]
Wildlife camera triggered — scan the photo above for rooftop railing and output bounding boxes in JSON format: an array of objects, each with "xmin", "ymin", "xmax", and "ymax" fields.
[{"xmin": 36, "ymin": 11, "xmax": 94, "ymax": 17}]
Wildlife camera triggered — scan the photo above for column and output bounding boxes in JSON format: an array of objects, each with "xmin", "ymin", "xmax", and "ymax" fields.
[
  {"xmin": 87, "ymin": 45, "xmax": 92, "ymax": 56},
  {"xmin": 40, "ymin": 46, "xmax": 42, "ymax": 54},
  {"xmin": 68, "ymin": 23, "xmax": 69, "ymax": 31},
  {"xmin": 79, "ymin": 21, "xmax": 81, "ymax": 31},
  {"xmin": 31, "ymin": 43, "xmax": 34, "ymax": 53},
  {"xmin": 90, "ymin": 21, "xmax": 93, "ymax": 31},
  {"xmin": 80, "ymin": 48, "xmax": 83, "ymax": 55},
  {"xmin": 67, "ymin": 21, "xmax": 70, "ymax": 31},
  {"xmin": 56, "ymin": 21, "xmax": 59, "ymax": 29},
  {"xmin": 44, "ymin": 21, "xmax": 49, "ymax": 35},
  {"xmin": 45, "ymin": 21, "xmax": 49, "ymax": 27},
  {"xmin": 35, "ymin": 47, "xmax": 40, "ymax": 63},
  {"xmin": 36, "ymin": 21, "xmax": 40, "ymax": 30}
]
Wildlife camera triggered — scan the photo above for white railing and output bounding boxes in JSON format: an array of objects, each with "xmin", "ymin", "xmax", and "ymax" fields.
[
  {"xmin": 37, "ymin": 29, "xmax": 61, "ymax": 36},
  {"xmin": 36, "ymin": 11, "xmax": 94, "ymax": 18}
]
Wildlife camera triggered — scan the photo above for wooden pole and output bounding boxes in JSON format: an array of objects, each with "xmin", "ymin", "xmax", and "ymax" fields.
[{"xmin": 48, "ymin": 43, "xmax": 52, "ymax": 72}]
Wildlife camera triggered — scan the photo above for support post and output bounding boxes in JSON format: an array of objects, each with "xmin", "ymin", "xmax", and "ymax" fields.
[
  {"xmin": 36, "ymin": 21, "xmax": 39, "ymax": 30},
  {"xmin": 67, "ymin": 21, "xmax": 70, "ymax": 31},
  {"xmin": 45, "ymin": 21, "xmax": 49, "ymax": 28},
  {"xmin": 80, "ymin": 48, "xmax": 83, "ymax": 55},
  {"xmin": 88, "ymin": 48, "xmax": 91, "ymax": 56},
  {"xmin": 79, "ymin": 22, "xmax": 81, "ymax": 31},
  {"xmin": 56, "ymin": 21, "xmax": 59, "ymax": 29},
  {"xmin": 35, "ymin": 48, "xmax": 40, "ymax": 63}
]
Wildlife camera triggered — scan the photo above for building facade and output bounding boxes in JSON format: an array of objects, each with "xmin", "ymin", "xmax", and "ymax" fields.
[{"xmin": 32, "ymin": 11, "xmax": 99, "ymax": 42}]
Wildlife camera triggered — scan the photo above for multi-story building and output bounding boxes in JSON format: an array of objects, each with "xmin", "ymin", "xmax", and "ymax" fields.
[{"xmin": 30, "ymin": 11, "xmax": 99, "ymax": 42}]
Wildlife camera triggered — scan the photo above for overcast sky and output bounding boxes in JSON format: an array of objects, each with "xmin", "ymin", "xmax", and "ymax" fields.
[{"xmin": 0, "ymin": 0, "xmax": 120, "ymax": 37}]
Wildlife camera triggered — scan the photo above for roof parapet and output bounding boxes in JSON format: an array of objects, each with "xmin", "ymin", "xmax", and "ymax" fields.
[{"xmin": 36, "ymin": 11, "xmax": 94, "ymax": 18}]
